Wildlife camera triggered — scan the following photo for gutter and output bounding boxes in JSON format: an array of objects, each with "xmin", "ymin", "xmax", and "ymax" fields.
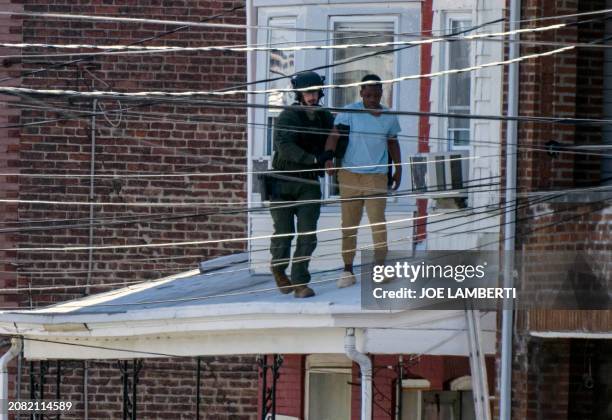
[
  {"xmin": 344, "ymin": 328, "xmax": 372, "ymax": 420},
  {"xmin": 0, "ymin": 337, "xmax": 22, "ymax": 420},
  {"xmin": 501, "ymin": 0, "xmax": 521, "ymax": 419}
]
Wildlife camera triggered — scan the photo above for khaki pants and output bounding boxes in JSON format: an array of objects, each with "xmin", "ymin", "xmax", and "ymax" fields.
[{"xmin": 338, "ymin": 169, "xmax": 388, "ymax": 266}]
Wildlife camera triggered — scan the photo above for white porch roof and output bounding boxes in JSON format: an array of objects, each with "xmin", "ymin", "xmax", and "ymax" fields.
[{"xmin": 0, "ymin": 254, "xmax": 496, "ymax": 360}]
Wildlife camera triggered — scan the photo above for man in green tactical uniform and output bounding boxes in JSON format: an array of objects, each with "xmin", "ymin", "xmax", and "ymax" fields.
[{"xmin": 269, "ymin": 71, "xmax": 335, "ymax": 298}]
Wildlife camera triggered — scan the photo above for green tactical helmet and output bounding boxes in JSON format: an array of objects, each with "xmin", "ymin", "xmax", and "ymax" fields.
[{"xmin": 290, "ymin": 71, "xmax": 325, "ymax": 97}]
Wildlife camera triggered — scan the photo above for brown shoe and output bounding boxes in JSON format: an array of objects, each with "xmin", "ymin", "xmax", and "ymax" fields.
[
  {"xmin": 271, "ymin": 268, "xmax": 294, "ymax": 294},
  {"xmin": 293, "ymin": 285, "xmax": 315, "ymax": 298}
]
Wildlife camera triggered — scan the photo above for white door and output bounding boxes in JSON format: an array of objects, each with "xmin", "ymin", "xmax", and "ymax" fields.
[{"xmin": 248, "ymin": 1, "xmax": 421, "ymax": 274}]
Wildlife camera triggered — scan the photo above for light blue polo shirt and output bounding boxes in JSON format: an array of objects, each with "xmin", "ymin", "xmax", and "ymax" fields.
[{"xmin": 335, "ymin": 102, "xmax": 401, "ymax": 174}]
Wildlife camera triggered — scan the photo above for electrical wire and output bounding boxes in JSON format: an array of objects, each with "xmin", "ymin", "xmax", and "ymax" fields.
[
  {"xmin": 10, "ymin": 93, "xmax": 612, "ymax": 128},
  {"xmin": 2, "ymin": 8, "xmax": 611, "ymax": 36},
  {"xmin": 0, "ymin": 176, "xmax": 502, "ymax": 232},
  {"xmin": 0, "ymin": 185, "xmax": 560, "ymax": 286},
  {"xmin": 0, "ymin": 21, "xmax": 572, "ymax": 56},
  {"xmin": 2, "ymin": 188, "xmax": 607, "ymax": 292},
  {"xmin": 4, "ymin": 181, "xmax": 610, "ymax": 253},
  {"xmin": 0, "ymin": 45, "xmax": 577, "ymax": 99},
  {"xmin": 0, "ymin": 4, "xmax": 245, "ymax": 84},
  {"xmin": 8, "ymin": 195, "xmax": 608, "ymax": 310},
  {"xmin": 0, "ymin": 180, "xmax": 543, "ymax": 271},
  {"xmin": 4, "ymin": 99, "xmax": 612, "ymax": 159}
]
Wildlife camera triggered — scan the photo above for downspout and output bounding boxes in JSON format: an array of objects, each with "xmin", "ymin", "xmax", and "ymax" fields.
[
  {"xmin": 501, "ymin": 0, "xmax": 521, "ymax": 419},
  {"xmin": 83, "ymin": 98, "xmax": 97, "ymax": 420},
  {"xmin": 602, "ymin": 0, "xmax": 612, "ymax": 184},
  {"xmin": 0, "ymin": 337, "xmax": 22, "ymax": 420},
  {"xmin": 83, "ymin": 361, "xmax": 89, "ymax": 420},
  {"xmin": 344, "ymin": 328, "xmax": 372, "ymax": 420},
  {"xmin": 86, "ymin": 98, "xmax": 97, "ymax": 296},
  {"xmin": 245, "ymin": 0, "xmax": 255, "ymax": 268}
]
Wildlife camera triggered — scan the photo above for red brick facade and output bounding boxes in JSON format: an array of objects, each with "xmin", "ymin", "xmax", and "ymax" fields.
[
  {"xmin": 0, "ymin": 0, "xmax": 259, "ymax": 418},
  {"xmin": 505, "ymin": 0, "xmax": 612, "ymax": 419}
]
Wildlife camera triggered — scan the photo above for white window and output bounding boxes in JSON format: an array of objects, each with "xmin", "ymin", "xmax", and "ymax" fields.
[
  {"xmin": 264, "ymin": 16, "xmax": 297, "ymax": 157},
  {"xmin": 305, "ymin": 355, "xmax": 352, "ymax": 419},
  {"xmin": 329, "ymin": 18, "xmax": 397, "ymax": 109},
  {"xmin": 444, "ymin": 17, "xmax": 472, "ymax": 150},
  {"xmin": 325, "ymin": 17, "xmax": 398, "ymax": 197},
  {"xmin": 401, "ymin": 386, "xmax": 476, "ymax": 420}
]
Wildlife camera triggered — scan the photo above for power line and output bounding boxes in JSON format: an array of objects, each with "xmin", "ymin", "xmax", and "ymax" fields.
[
  {"xmin": 13, "ymin": 196, "xmax": 609, "ymax": 309},
  {"xmin": 4, "ymin": 181, "xmax": 611, "ymax": 253},
  {"xmin": 4, "ymin": 98, "xmax": 612, "ymax": 159},
  {"xmin": 10, "ymin": 93, "xmax": 612, "ymax": 127},
  {"xmin": 2, "ymin": 8, "xmax": 610, "ymax": 36},
  {"xmin": 0, "ymin": 154, "xmax": 481, "ymax": 179},
  {"xmin": 0, "ymin": 185, "xmax": 557, "ymax": 284},
  {"xmin": 0, "ymin": 45, "xmax": 577, "ymax": 99},
  {"xmin": 1, "ymin": 189, "xmax": 607, "ymax": 291},
  {"xmin": 0, "ymin": 21, "xmax": 571, "ymax": 56},
  {"xmin": 0, "ymin": 4, "xmax": 245, "ymax": 84},
  {"xmin": 6, "ymin": 93, "xmax": 612, "ymax": 132},
  {"xmin": 0, "ymin": 176, "xmax": 501, "ymax": 231}
]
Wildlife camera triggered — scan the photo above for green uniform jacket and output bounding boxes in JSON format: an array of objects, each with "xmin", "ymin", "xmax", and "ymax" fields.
[{"xmin": 272, "ymin": 105, "xmax": 334, "ymax": 178}]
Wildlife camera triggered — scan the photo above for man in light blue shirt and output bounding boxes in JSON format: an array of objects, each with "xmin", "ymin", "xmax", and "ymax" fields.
[{"xmin": 323, "ymin": 74, "xmax": 402, "ymax": 287}]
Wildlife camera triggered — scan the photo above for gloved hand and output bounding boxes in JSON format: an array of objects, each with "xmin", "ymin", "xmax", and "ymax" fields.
[{"xmin": 316, "ymin": 150, "xmax": 335, "ymax": 168}]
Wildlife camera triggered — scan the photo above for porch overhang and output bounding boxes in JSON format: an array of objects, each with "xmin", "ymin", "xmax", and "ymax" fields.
[{"xmin": 0, "ymin": 254, "xmax": 496, "ymax": 360}]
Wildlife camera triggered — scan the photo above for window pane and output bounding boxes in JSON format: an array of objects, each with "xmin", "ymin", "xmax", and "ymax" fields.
[
  {"xmin": 447, "ymin": 20, "xmax": 471, "ymax": 108},
  {"xmin": 401, "ymin": 390, "xmax": 421, "ymax": 420},
  {"xmin": 332, "ymin": 21, "xmax": 395, "ymax": 108},
  {"xmin": 448, "ymin": 117, "xmax": 470, "ymax": 147},
  {"xmin": 267, "ymin": 17, "xmax": 296, "ymax": 109},
  {"xmin": 308, "ymin": 371, "xmax": 351, "ymax": 419},
  {"xmin": 421, "ymin": 390, "xmax": 476, "ymax": 420},
  {"xmin": 446, "ymin": 19, "xmax": 471, "ymax": 149}
]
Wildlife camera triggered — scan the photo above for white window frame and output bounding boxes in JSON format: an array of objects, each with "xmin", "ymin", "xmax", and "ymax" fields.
[
  {"xmin": 304, "ymin": 354, "xmax": 352, "ymax": 420},
  {"xmin": 327, "ymin": 14, "xmax": 400, "ymax": 111},
  {"xmin": 324, "ymin": 14, "xmax": 401, "ymax": 198},
  {"xmin": 262, "ymin": 15, "xmax": 299, "ymax": 160},
  {"xmin": 441, "ymin": 13, "xmax": 473, "ymax": 152}
]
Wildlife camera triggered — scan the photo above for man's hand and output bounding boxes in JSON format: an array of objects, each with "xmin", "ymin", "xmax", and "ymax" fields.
[
  {"xmin": 325, "ymin": 159, "xmax": 336, "ymax": 176},
  {"xmin": 391, "ymin": 167, "xmax": 402, "ymax": 190}
]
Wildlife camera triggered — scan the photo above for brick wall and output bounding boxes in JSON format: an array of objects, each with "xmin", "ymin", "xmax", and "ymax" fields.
[
  {"xmin": 272, "ymin": 355, "xmax": 305, "ymax": 419},
  {"xmin": 0, "ymin": 0, "xmax": 262, "ymax": 417},
  {"xmin": 22, "ymin": 356, "xmax": 258, "ymax": 419},
  {"xmin": 0, "ymin": 0, "xmax": 22, "ymax": 312},
  {"xmin": 13, "ymin": 0, "xmax": 248, "ymax": 305},
  {"xmin": 504, "ymin": 1, "xmax": 611, "ymax": 418},
  {"xmin": 514, "ymin": 0, "xmax": 605, "ymax": 193}
]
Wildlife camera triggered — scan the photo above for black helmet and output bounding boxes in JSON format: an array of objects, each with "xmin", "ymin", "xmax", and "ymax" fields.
[{"xmin": 291, "ymin": 71, "xmax": 325, "ymax": 98}]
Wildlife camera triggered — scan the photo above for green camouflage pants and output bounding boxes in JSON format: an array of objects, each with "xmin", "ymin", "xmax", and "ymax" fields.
[{"xmin": 270, "ymin": 179, "xmax": 321, "ymax": 285}]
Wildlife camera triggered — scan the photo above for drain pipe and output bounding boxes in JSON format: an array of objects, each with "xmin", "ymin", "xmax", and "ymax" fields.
[
  {"xmin": 85, "ymin": 98, "xmax": 97, "ymax": 296},
  {"xmin": 344, "ymin": 328, "xmax": 372, "ymax": 420},
  {"xmin": 603, "ymin": 0, "xmax": 612, "ymax": 184},
  {"xmin": 1, "ymin": 337, "xmax": 22, "ymax": 420},
  {"xmin": 501, "ymin": 0, "xmax": 521, "ymax": 419}
]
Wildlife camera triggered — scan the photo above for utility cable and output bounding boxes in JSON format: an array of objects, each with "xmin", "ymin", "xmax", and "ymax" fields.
[
  {"xmin": 0, "ymin": 21, "xmax": 570, "ymax": 56},
  {"xmin": 2, "ymin": 189, "xmax": 605, "ymax": 292},
  {"xmin": 4, "ymin": 98, "xmax": 612, "ymax": 159},
  {"xmin": 10, "ymin": 196, "xmax": 608, "ymax": 310},
  {"xmin": 1, "ymin": 8, "xmax": 611, "ymax": 36},
  {"xmin": 5, "ymin": 181, "xmax": 611, "ymax": 253},
  {"xmin": 0, "ymin": 186, "xmax": 560, "ymax": 286},
  {"xmin": 0, "ymin": 4, "xmax": 245, "ymax": 84},
  {"xmin": 0, "ymin": 44, "xmax": 577, "ymax": 98}
]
